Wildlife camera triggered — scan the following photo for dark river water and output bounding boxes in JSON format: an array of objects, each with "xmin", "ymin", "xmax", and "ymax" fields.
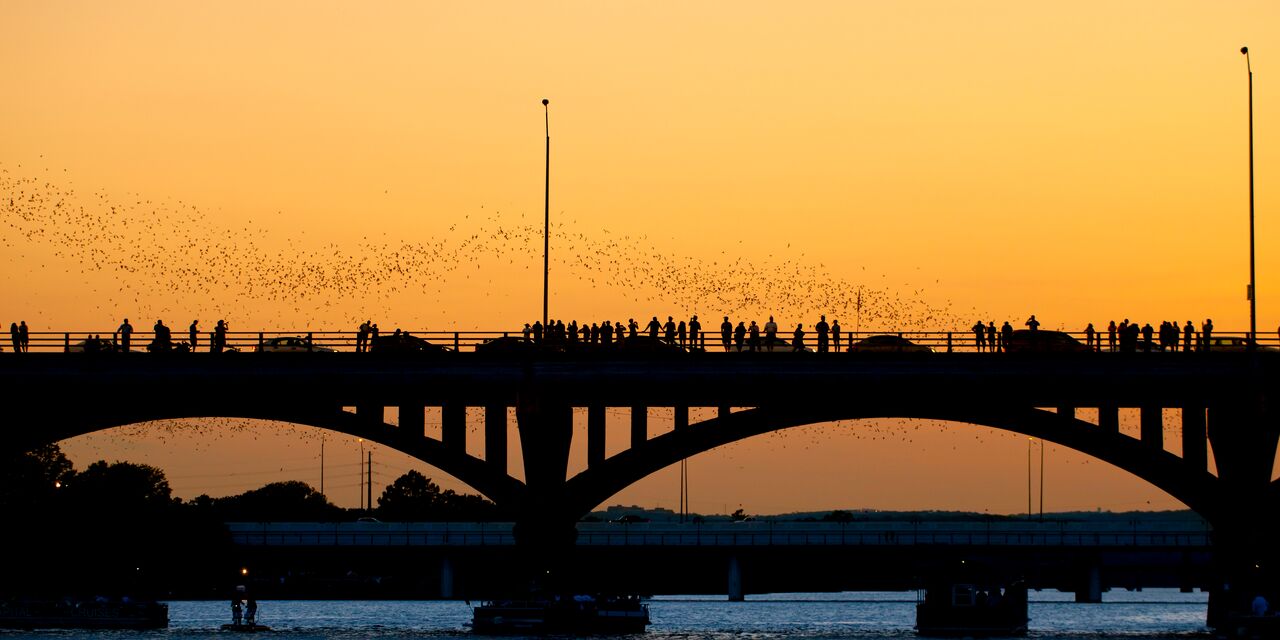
[{"xmin": 0, "ymin": 590, "xmax": 1210, "ymax": 639}]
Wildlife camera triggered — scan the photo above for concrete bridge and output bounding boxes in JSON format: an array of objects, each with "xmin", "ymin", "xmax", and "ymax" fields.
[{"xmin": 1, "ymin": 350, "xmax": 1277, "ymax": 620}]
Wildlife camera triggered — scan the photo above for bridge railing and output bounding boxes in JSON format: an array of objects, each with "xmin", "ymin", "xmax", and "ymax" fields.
[
  {"xmin": 6, "ymin": 329, "xmax": 1273, "ymax": 354},
  {"xmin": 225, "ymin": 520, "xmax": 1212, "ymax": 548}
]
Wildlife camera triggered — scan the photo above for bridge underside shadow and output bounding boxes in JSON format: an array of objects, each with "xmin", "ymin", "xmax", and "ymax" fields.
[
  {"xmin": 8, "ymin": 403, "xmax": 526, "ymax": 509},
  {"xmin": 563, "ymin": 404, "xmax": 1225, "ymax": 523}
]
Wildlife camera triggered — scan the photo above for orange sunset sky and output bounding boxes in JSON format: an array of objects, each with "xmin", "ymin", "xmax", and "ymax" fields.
[{"xmin": 1, "ymin": 2, "xmax": 1276, "ymax": 514}]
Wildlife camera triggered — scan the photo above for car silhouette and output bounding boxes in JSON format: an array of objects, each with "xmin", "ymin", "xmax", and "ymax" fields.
[
  {"xmin": 369, "ymin": 332, "xmax": 449, "ymax": 354},
  {"xmin": 1005, "ymin": 330, "xmax": 1090, "ymax": 353},
  {"xmin": 848, "ymin": 335, "xmax": 932, "ymax": 353},
  {"xmin": 1203, "ymin": 336, "xmax": 1279, "ymax": 352},
  {"xmin": 256, "ymin": 336, "xmax": 335, "ymax": 353}
]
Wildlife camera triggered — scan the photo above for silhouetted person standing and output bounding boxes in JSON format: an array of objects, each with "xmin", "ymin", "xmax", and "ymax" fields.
[
  {"xmin": 615, "ymin": 321, "xmax": 625, "ymax": 344},
  {"xmin": 721, "ymin": 317, "xmax": 733, "ymax": 351},
  {"xmin": 189, "ymin": 320, "xmax": 199, "ymax": 351},
  {"xmin": 816, "ymin": 315, "xmax": 830, "ymax": 353},
  {"xmin": 677, "ymin": 320, "xmax": 686, "ymax": 347},
  {"xmin": 1202, "ymin": 319, "xmax": 1213, "ymax": 351},
  {"xmin": 972, "ymin": 321, "xmax": 986, "ymax": 352},
  {"xmin": 792, "ymin": 324, "xmax": 806, "ymax": 352},
  {"xmin": 8, "ymin": 322, "xmax": 19, "ymax": 353},
  {"xmin": 18, "ymin": 321, "xmax": 28, "ymax": 352},
  {"xmin": 1025, "ymin": 315, "xmax": 1040, "ymax": 331},
  {"xmin": 1001, "ymin": 321, "xmax": 1013, "ymax": 351},
  {"xmin": 831, "ymin": 319, "xmax": 841, "ymax": 352},
  {"xmin": 1085, "ymin": 323, "xmax": 1095, "ymax": 351},
  {"xmin": 1108, "ymin": 321, "xmax": 1118, "ymax": 352},
  {"xmin": 734, "ymin": 321, "xmax": 746, "ymax": 352},
  {"xmin": 1141, "ymin": 323, "xmax": 1154, "ymax": 352},
  {"xmin": 1184, "ymin": 321, "xmax": 1194, "ymax": 352},
  {"xmin": 628, "ymin": 318, "xmax": 639, "ymax": 338},
  {"xmin": 748, "ymin": 321, "xmax": 760, "ymax": 352},
  {"xmin": 987, "ymin": 322, "xmax": 997, "ymax": 353},
  {"xmin": 532, "ymin": 321, "xmax": 544, "ymax": 344},
  {"xmin": 117, "ymin": 318, "xmax": 134, "ymax": 352},
  {"xmin": 689, "ymin": 316, "xmax": 702, "ymax": 349},
  {"xmin": 664, "ymin": 316, "xmax": 676, "ymax": 344},
  {"xmin": 647, "ymin": 316, "xmax": 661, "ymax": 340},
  {"xmin": 764, "ymin": 316, "xmax": 778, "ymax": 351},
  {"xmin": 357, "ymin": 321, "xmax": 370, "ymax": 352}
]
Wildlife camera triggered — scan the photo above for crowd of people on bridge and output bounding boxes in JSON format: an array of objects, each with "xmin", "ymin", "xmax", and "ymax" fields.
[{"xmin": 518, "ymin": 315, "xmax": 849, "ymax": 352}]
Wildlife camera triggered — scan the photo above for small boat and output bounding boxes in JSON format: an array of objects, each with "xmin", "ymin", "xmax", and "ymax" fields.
[
  {"xmin": 916, "ymin": 581, "xmax": 1028, "ymax": 637},
  {"xmin": 221, "ymin": 622, "xmax": 272, "ymax": 632},
  {"xmin": 472, "ymin": 594, "xmax": 650, "ymax": 634},
  {"xmin": 0, "ymin": 598, "xmax": 168, "ymax": 630}
]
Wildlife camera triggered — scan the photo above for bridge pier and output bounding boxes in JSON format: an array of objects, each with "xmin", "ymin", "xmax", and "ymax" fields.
[
  {"xmin": 727, "ymin": 555, "xmax": 744, "ymax": 602},
  {"xmin": 440, "ymin": 556, "xmax": 455, "ymax": 599},
  {"xmin": 1203, "ymin": 393, "xmax": 1280, "ymax": 629},
  {"xmin": 1074, "ymin": 564, "xmax": 1103, "ymax": 603}
]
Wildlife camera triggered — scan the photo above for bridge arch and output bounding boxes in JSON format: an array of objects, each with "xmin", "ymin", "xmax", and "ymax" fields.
[
  {"xmin": 17, "ymin": 408, "xmax": 526, "ymax": 508},
  {"xmin": 563, "ymin": 404, "xmax": 1224, "ymax": 523}
]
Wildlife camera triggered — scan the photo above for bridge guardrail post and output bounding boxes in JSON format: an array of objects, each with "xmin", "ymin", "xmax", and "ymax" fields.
[
  {"xmin": 454, "ymin": 332, "xmax": 460, "ymax": 351},
  {"xmin": 64, "ymin": 332, "xmax": 70, "ymax": 353},
  {"xmin": 946, "ymin": 332, "xmax": 952, "ymax": 353},
  {"xmin": 258, "ymin": 332, "xmax": 264, "ymax": 351}
]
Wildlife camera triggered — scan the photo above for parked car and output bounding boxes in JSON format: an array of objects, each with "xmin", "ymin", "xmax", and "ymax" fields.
[
  {"xmin": 1203, "ymin": 336, "xmax": 1279, "ymax": 352},
  {"xmin": 476, "ymin": 336, "xmax": 544, "ymax": 354},
  {"xmin": 68, "ymin": 337, "xmax": 125, "ymax": 353},
  {"xmin": 1005, "ymin": 330, "xmax": 1090, "ymax": 353},
  {"xmin": 848, "ymin": 335, "xmax": 932, "ymax": 353},
  {"xmin": 369, "ymin": 332, "xmax": 449, "ymax": 354},
  {"xmin": 256, "ymin": 336, "xmax": 335, "ymax": 353},
  {"xmin": 618, "ymin": 336, "xmax": 685, "ymax": 354}
]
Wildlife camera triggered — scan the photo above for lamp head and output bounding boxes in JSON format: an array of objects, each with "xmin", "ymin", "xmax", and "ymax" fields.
[
  {"xmin": 542, "ymin": 99, "xmax": 549, "ymax": 106},
  {"xmin": 1241, "ymin": 46, "xmax": 1249, "ymax": 55}
]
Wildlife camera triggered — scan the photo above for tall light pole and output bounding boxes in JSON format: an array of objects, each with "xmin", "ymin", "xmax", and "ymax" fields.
[
  {"xmin": 542, "ymin": 98, "xmax": 551, "ymax": 328},
  {"xmin": 1242, "ymin": 47, "xmax": 1257, "ymax": 349}
]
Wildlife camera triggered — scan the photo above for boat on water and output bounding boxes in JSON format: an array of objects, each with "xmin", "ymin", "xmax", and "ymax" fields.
[
  {"xmin": 221, "ymin": 621, "xmax": 273, "ymax": 632},
  {"xmin": 915, "ymin": 581, "xmax": 1029, "ymax": 637},
  {"xmin": 472, "ymin": 594, "xmax": 650, "ymax": 634},
  {"xmin": 0, "ymin": 598, "xmax": 168, "ymax": 630}
]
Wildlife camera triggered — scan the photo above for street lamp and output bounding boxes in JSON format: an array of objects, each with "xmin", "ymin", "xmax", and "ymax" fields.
[
  {"xmin": 1242, "ymin": 47, "xmax": 1256, "ymax": 349},
  {"xmin": 542, "ymin": 98, "xmax": 551, "ymax": 328}
]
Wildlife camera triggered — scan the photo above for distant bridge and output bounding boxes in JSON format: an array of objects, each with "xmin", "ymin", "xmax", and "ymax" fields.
[{"xmin": 224, "ymin": 520, "xmax": 1215, "ymax": 601}]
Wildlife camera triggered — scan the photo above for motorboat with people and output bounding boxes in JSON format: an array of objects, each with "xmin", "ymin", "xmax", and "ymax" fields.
[
  {"xmin": 0, "ymin": 597, "xmax": 168, "ymax": 630},
  {"xmin": 221, "ymin": 587, "xmax": 271, "ymax": 632},
  {"xmin": 915, "ymin": 580, "xmax": 1028, "ymax": 637},
  {"xmin": 471, "ymin": 594, "xmax": 650, "ymax": 634}
]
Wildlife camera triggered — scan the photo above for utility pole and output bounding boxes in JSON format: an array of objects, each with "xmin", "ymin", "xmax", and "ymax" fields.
[
  {"xmin": 367, "ymin": 451, "xmax": 373, "ymax": 513},
  {"xmin": 1242, "ymin": 47, "xmax": 1257, "ymax": 348},
  {"xmin": 542, "ymin": 98, "xmax": 551, "ymax": 328}
]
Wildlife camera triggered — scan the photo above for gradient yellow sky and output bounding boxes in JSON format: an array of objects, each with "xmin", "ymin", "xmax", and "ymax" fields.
[{"xmin": 1, "ymin": 2, "xmax": 1276, "ymax": 513}]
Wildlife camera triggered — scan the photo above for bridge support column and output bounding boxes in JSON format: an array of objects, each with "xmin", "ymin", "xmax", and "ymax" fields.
[
  {"xmin": 727, "ymin": 555, "xmax": 744, "ymax": 602},
  {"xmin": 485, "ymin": 405, "xmax": 507, "ymax": 473},
  {"xmin": 1140, "ymin": 406, "xmax": 1163, "ymax": 449},
  {"xmin": 718, "ymin": 406, "xmax": 730, "ymax": 421},
  {"xmin": 1181, "ymin": 406, "xmax": 1207, "ymax": 472},
  {"xmin": 674, "ymin": 406, "xmax": 689, "ymax": 431},
  {"xmin": 1098, "ymin": 405, "xmax": 1118, "ymax": 433},
  {"xmin": 588, "ymin": 405, "xmax": 606, "ymax": 468},
  {"xmin": 514, "ymin": 393, "xmax": 576, "ymax": 559},
  {"xmin": 1075, "ymin": 564, "xmax": 1103, "ymax": 603},
  {"xmin": 356, "ymin": 403, "xmax": 381, "ymax": 426},
  {"xmin": 440, "ymin": 556, "xmax": 455, "ymax": 599},
  {"xmin": 400, "ymin": 404, "xmax": 424, "ymax": 435},
  {"xmin": 1204, "ymin": 393, "xmax": 1280, "ymax": 628},
  {"xmin": 443, "ymin": 403, "xmax": 466, "ymax": 451},
  {"xmin": 631, "ymin": 406, "xmax": 647, "ymax": 449}
]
